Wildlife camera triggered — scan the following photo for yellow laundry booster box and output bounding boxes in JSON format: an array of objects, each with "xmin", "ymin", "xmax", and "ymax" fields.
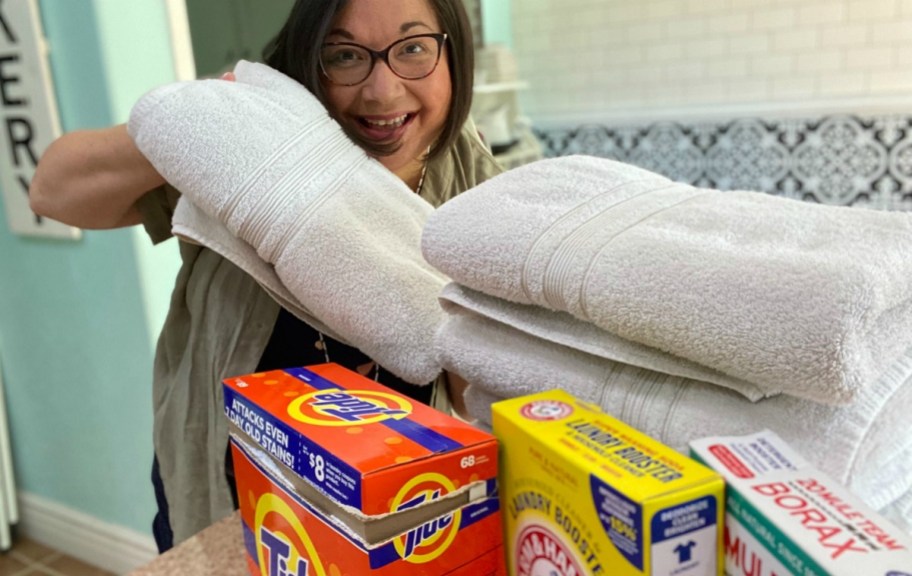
[
  {"xmin": 690, "ymin": 429, "xmax": 912, "ymax": 576},
  {"xmin": 492, "ymin": 390, "xmax": 725, "ymax": 576}
]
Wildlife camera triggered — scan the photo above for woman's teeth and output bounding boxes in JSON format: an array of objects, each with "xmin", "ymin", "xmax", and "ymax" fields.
[{"xmin": 365, "ymin": 115, "xmax": 408, "ymax": 128}]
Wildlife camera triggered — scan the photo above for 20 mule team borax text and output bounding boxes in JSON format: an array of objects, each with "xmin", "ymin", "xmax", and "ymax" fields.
[
  {"xmin": 493, "ymin": 390, "xmax": 726, "ymax": 576},
  {"xmin": 690, "ymin": 430, "xmax": 912, "ymax": 576},
  {"xmin": 223, "ymin": 363, "xmax": 506, "ymax": 575}
]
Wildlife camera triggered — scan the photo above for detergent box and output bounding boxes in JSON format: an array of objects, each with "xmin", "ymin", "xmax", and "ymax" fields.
[
  {"xmin": 690, "ymin": 430, "xmax": 912, "ymax": 576},
  {"xmin": 492, "ymin": 390, "xmax": 725, "ymax": 576},
  {"xmin": 223, "ymin": 363, "xmax": 506, "ymax": 575}
]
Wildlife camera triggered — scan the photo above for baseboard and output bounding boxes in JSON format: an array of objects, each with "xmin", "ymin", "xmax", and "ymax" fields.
[{"xmin": 17, "ymin": 492, "xmax": 158, "ymax": 575}]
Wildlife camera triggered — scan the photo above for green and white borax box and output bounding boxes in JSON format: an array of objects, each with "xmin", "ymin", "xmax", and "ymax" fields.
[
  {"xmin": 690, "ymin": 430, "xmax": 912, "ymax": 576},
  {"xmin": 493, "ymin": 390, "xmax": 725, "ymax": 576}
]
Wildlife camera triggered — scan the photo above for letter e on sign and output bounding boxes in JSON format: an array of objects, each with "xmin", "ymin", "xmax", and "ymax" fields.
[{"xmin": 0, "ymin": 0, "xmax": 79, "ymax": 239}]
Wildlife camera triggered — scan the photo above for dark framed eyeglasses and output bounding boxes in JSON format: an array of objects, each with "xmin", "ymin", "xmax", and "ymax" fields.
[{"xmin": 320, "ymin": 33, "xmax": 448, "ymax": 86}]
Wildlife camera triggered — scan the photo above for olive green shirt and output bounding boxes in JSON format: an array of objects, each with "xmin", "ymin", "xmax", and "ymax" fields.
[{"xmin": 136, "ymin": 120, "xmax": 503, "ymax": 544}]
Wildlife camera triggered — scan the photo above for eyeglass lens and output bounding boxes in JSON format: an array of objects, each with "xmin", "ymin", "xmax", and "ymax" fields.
[{"xmin": 321, "ymin": 34, "xmax": 443, "ymax": 86}]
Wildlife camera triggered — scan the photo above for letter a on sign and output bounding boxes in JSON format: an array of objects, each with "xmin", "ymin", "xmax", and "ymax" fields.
[{"xmin": 0, "ymin": 0, "xmax": 80, "ymax": 239}]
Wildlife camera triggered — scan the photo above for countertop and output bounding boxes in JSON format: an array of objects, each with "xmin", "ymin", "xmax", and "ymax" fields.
[{"xmin": 128, "ymin": 512, "xmax": 248, "ymax": 576}]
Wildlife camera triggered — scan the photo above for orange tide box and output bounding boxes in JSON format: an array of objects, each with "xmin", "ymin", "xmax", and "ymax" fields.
[{"xmin": 223, "ymin": 363, "xmax": 505, "ymax": 575}]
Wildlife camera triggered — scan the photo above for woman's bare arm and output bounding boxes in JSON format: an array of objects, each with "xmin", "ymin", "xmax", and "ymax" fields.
[{"xmin": 29, "ymin": 123, "xmax": 165, "ymax": 229}]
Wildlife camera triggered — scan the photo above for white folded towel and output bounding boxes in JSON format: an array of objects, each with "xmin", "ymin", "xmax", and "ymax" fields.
[
  {"xmin": 171, "ymin": 198, "xmax": 342, "ymax": 339},
  {"xmin": 423, "ymin": 155, "xmax": 912, "ymax": 404},
  {"xmin": 129, "ymin": 61, "xmax": 448, "ymax": 384},
  {"xmin": 439, "ymin": 283, "xmax": 765, "ymax": 400},
  {"xmin": 437, "ymin": 308, "xmax": 912, "ymax": 513},
  {"xmin": 879, "ymin": 487, "xmax": 912, "ymax": 535}
]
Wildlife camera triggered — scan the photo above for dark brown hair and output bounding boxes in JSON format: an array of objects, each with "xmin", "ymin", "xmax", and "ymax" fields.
[{"xmin": 262, "ymin": 0, "xmax": 474, "ymax": 161}]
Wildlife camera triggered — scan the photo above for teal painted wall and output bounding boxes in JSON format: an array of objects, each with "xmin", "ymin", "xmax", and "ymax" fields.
[
  {"xmin": 481, "ymin": 0, "xmax": 512, "ymax": 47},
  {"xmin": 0, "ymin": 0, "xmax": 181, "ymax": 535}
]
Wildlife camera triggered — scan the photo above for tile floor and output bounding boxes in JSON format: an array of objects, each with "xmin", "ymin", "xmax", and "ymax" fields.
[{"xmin": 0, "ymin": 536, "xmax": 114, "ymax": 576}]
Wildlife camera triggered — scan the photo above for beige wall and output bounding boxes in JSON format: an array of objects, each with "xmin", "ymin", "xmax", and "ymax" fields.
[{"xmin": 512, "ymin": 0, "xmax": 912, "ymax": 126}]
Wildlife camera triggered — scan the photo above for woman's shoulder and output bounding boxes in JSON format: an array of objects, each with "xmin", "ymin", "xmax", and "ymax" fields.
[
  {"xmin": 453, "ymin": 117, "xmax": 505, "ymax": 184},
  {"xmin": 422, "ymin": 119, "xmax": 505, "ymax": 206}
]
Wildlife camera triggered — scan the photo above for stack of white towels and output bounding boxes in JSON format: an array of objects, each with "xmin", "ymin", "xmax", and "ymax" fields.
[
  {"xmin": 127, "ymin": 62, "xmax": 912, "ymax": 533},
  {"xmin": 421, "ymin": 155, "xmax": 912, "ymax": 533}
]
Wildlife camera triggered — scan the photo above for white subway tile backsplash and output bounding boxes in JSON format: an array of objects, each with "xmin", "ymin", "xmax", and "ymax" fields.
[
  {"xmin": 682, "ymin": 80, "xmax": 731, "ymax": 103},
  {"xmin": 625, "ymin": 21, "xmax": 668, "ymax": 43},
  {"xmin": 705, "ymin": 56, "xmax": 751, "ymax": 80},
  {"xmin": 627, "ymin": 65, "xmax": 667, "ymax": 86},
  {"xmin": 897, "ymin": 46, "xmax": 912, "ymax": 67},
  {"xmin": 869, "ymin": 70, "xmax": 912, "ymax": 93},
  {"xmin": 706, "ymin": 13, "xmax": 750, "ymax": 34},
  {"xmin": 510, "ymin": 0, "xmax": 912, "ymax": 121},
  {"xmin": 772, "ymin": 29, "xmax": 819, "ymax": 52},
  {"xmin": 685, "ymin": 37, "xmax": 729, "ymax": 59},
  {"xmin": 844, "ymin": 47, "xmax": 895, "ymax": 71},
  {"xmin": 665, "ymin": 61, "xmax": 707, "ymax": 82},
  {"xmin": 646, "ymin": 43, "xmax": 685, "ymax": 63},
  {"xmin": 664, "ymin": 17, "xmax": 709, "ymax": 39},
  {"xmin": 872, "ymin": 20, "xmax": 912, "ymax": 44},
  {"xmin": 646, "ymin": 0, "xmax": 688, "ymax": 21},
  {"xmin": 797, "ymin": 3, "xmax": 847, "ymax": 26},
  {"xmin": 728, "ymin": 32, "xmax": 772, "ymax": 55},
  {"xmin": 818, "ymin": 24, "xmax": 869, "ymax": 48},
  {"xmin": 794, "ymin": 49, "xmax": 843, "ymax": 73},
  {"xmin": 602, "ymin": 2, "xmax": 646, "ymax": 24},
  {"xmin": 685, "ymin": 0, "xmax": 730, "ymax": 15},
  {"xmin": 749, "ymin": 7, "xmax": 797, "ymax": 31},
  {"xmin": 725, "ymin": 78, "xmax": 771, "ymax": 101},
  {"xmin": 846, "ymin": 0, "xmax": 897, "ymax": 21},
  {"xmin": 817, "ymin": 71, "xmax": 869, "ymax": 96},
  {"xmin": 749, "ymin": 54, "xmax": 795, "ymax": 76},
  {"xmin": 770, "ymin": 76, "xmax": 818, "ymax": 99}
]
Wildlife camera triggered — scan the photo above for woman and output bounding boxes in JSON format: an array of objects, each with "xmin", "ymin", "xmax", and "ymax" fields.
[{"xmin": 30, "ymin": 0, "xmax": 502, "ymax": 552}]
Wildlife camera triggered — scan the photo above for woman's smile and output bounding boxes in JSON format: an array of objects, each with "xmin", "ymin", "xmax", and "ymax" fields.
[{"xmin": 357, "ymin": 112, "xmax": 416, "ymax": 142}]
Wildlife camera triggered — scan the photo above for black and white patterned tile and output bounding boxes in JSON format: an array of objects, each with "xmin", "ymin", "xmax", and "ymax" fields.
[{"xmin": 535, "ymin": 115, "xmax": 912, "ymax": 210}]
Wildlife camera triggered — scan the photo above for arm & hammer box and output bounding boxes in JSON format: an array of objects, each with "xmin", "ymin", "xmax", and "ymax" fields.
[
  {"xmin": 689, "ymin": 430, "xmax": 912, "ymax": 576},
  {"xmin": 223, "ymin": 363, "xmax": 506, "ymax": 575},
  {"xmin": 492, "ymin": 390, "xmax": 725, "ymax": 576}
]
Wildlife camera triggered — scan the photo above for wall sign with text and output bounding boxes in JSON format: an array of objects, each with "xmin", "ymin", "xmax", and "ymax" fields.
[{"xmin": 0, "ymin": 0, "xmax": 79, "ymax": 239}]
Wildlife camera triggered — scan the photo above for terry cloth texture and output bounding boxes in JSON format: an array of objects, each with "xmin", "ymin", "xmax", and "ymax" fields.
[
  {"xmin": 438, "ymin": 283, "xmax": 765, "ymax": 401},
  {"xmin": 438, "ymin": 307, "xmax": 912, "ymax": 519},
  {"xmin": 128, "ymin": 60, "xmax": 448, "ymax": 385},
  {"xmin": 422, "ymin": 155, "xmax": 912, "ymax": 405}
]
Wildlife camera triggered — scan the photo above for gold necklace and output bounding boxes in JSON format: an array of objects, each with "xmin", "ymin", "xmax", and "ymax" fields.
[{"xmin": 415, "ymin": 153, "xmax": 429, "ymax": 195}]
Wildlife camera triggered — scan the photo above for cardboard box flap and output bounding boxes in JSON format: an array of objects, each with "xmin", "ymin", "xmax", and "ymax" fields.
[{"xmin": 230, "ymin": 431, "xmax": 493, "ymax": 547}]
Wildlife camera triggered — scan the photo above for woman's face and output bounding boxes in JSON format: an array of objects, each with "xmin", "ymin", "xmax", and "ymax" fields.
[{"xmin": 322, "ymin": 0, "xmax": 452, "ymax": 181}]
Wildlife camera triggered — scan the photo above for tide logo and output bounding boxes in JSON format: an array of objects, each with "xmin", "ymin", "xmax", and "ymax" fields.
[
  {"xmin": 287, "ymin": 389, "xmax": 412, "ymax": 426},
  {"xmin": 392, "ymin": 473, "xmax": 461, "ymax": 564},
  {"xmin": 254, "ymin": 493, "xmax": 325, "ymax": 576},
  {"xmin": 516, "ymin": 523, "xmax": 584, "ymax": 576}
]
